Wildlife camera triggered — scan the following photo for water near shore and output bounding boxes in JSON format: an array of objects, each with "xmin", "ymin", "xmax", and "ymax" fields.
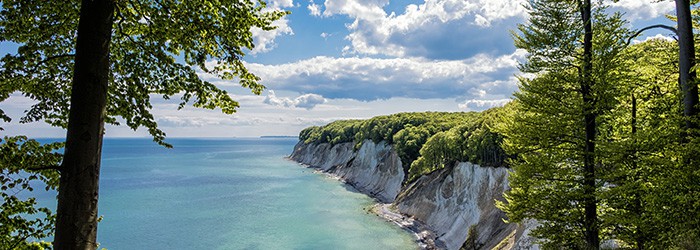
[{"xmin": 33, "ymin": 138, "xmax": 417, "ymax": 249}]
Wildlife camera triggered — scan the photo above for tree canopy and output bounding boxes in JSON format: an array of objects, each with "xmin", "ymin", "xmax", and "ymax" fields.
[
  {"xmin": 497, "ymin": 1, "xmax": 700, "ymax": 248},
  {"xmin": 298, "ymin": 109, "xmax": 509, "ymax": 182},
  {"xmin": 1, "ymin": 0, "xmax": 286, "ymax": 145},
  {"xmin": 1, "ymin": 0, "xmax": 288, "ymax": 248}
]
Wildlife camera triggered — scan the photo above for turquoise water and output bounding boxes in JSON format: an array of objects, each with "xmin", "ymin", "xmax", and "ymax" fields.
[{"xmin": 34, "ymin": 138, "xmax": 417, "ymax": 249}]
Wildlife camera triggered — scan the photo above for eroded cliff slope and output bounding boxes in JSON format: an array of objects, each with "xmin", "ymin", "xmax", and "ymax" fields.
[
  {"xmin": 290, "ymin": 139, "xmax": 535, "ymax": 249},
  {"xmin": 394, "ymin": 162, "xmax": 514, "ymax": 250},
  {"xmin": 290, "ymin": 140, "xmax": 404, "ymax": 203}
]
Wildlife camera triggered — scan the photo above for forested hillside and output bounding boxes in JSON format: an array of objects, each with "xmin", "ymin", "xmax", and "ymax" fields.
[{"xmin": 298, "ymin": 108, "xmax": 509, "ymax": 181}]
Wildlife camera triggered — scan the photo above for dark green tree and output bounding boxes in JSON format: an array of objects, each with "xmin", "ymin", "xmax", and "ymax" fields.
[
  {"xmin": 598, "ymin": 38, "xmax": 681, "ymax": 249},
  {"xmin": 0, "ymin": 0, "xmax": 288, "ymax": 248},
  {"xmin": 497, "ymin": 1, "xmax": 629, "ymax": 248}
]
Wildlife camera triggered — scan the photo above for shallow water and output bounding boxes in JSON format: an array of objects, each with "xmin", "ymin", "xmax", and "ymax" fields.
[{"xmin": 32, "ymin": 138, "xmax": 417, "ymax": 249}]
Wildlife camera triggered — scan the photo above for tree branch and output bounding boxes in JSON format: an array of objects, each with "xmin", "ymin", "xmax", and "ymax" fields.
[
  {"xmin": 627, "ymin": 24, "xmax": 678, "ymax": 46},
  {"xmin": 114, "ymin": 4, "xmax": 151, "ymax": 59},
  {"xmin": 27, "ymin": 54, "xmax": 75, "ymax": 75},
  {"xmin": 25, "ymin": 165, "xmax": 61, "ymax": 172}
]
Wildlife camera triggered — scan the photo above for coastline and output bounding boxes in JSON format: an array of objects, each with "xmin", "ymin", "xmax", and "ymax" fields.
[
  {"xmin": 288, "ymin": 157, "xmax": 443, "ymax": 250},
  {"xmin": 370, "ymin": 203, "xmax": 444, "ymax": 250}
]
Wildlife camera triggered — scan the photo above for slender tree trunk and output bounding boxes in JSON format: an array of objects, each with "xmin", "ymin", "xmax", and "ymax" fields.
[
  {"xmin": 580, "ymin": 0, "xmax": 600, "ymax": 249},
  {"xmin": 631, "ymin": 94, "xmax": 645, "ymax": 250},
  {"xmin": 54, "ymin": 0, "xmax": 115, "ymax": 249},
  {"xmin": 676, "ymin": 0, "xmax": 699, "ymax": 133}
]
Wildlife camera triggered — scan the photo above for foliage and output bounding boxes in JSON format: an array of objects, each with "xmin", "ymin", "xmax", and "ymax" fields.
[
  {"xmin": 0, "ymin": 0, "xmax": 288, "ymax": 146},
  {"xmin": 0, "ymin": 0, "xmax": 288, "ymax": 247},
  {"xmin": 299, "ymin": 110, "xmax": 509, "ymax": 182},
  {"xmin": 496, "ymin": 1, "xmax": 630, "ymax": 247},
  {"xmin": 409, "ymin": 106, "xmax": 509, "ymax": 180},
  {"xmin": 461, "ymin": 225, "xmax": 481, "ymax": 250},
  {"xmin": 1, "ymin": 136, "xmax": 62, "ymax": 249},
  {"xmin": 499, "ymin": 1, "xmax": 700, "ymax": 248},
  {"xmin": 597, "ymin": 38, "xmax": 681, "ymax": 248}
]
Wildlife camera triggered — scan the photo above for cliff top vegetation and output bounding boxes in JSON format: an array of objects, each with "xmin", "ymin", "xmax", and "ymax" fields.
[{"xmin": 298, "ymin": 106, "xmax": 511, "ymax": 181}]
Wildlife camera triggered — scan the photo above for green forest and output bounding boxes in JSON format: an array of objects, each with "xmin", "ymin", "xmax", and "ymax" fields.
[
  {"xmin": 3, "ymin": 0, "xmax": 700, "ymax": 249},
  {"xmin": 298, "ymin": 108, "xmax": 508, "ymax": 181},
  {"xmin": 299, "ymin": 1, "xmax": 700, "ymax": 249}
]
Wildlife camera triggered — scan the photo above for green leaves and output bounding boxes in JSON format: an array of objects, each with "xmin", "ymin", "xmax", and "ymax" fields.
[
  {"xmin": 1, "ymin": 0, "xmax": 289, "ymax": 246},
  {"xmin": 1, "ymin": 136, "xmax": 63, "ymax": 248},
  {"xmin": 499, "ymin": 0, "xmax": 634, "ymax": 247},
  {"xmin": 105, "ymin": 0, "xmax": 287, "ymax": 146},
  {"xmin": 502, "ymin": 1, "xmax": 700, "ymax": 248},
  {"xmin": 1, "ymin": 0, "xmax": 289, "ymax": 146},
  {"xmin": 298, "ymin": 110, "xmax": 510, "ymax": 182}
]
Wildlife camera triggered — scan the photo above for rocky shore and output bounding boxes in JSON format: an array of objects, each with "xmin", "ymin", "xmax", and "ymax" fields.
[
  {"xmin": 372, "ymin": 203, "xmax": 444, "ymax": 249},
  {"xmin": 290, "ymin": 139, "xmax": 537, "ymax": 250}
]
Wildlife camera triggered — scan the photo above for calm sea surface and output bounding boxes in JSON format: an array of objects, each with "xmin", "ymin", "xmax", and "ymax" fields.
[{"xmin": 33, "ymin": 138, "xmax": 417, "ymax": 249}]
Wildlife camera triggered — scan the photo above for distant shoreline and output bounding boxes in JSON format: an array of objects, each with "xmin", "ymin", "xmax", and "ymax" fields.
[
  {"xmin": 26, "ymin": 136, "xmax": 299, "ymax": 140},
  {"xmin": 259, "ymin": 136, "xmax": 298, "ymax": 139}
]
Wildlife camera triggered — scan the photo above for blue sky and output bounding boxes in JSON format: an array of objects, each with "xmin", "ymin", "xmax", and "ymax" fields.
[{"xmin": 1, "ymin": 0, "xmax": 680, "ymax": 137}]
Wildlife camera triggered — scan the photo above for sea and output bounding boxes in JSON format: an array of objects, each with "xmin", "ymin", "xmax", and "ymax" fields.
[{"xmin": 31, "ymin": 138, "xmax": 417, "ymax": 249}]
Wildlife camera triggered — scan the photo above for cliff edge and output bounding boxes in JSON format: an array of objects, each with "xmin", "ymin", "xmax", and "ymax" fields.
[
  {"xmin": 290, "ymin": 140, "xmax": 404, "ymax": 203},
  {"xmin": 290, "ymin": 140, "xmax": 537, "ymax": 250}
]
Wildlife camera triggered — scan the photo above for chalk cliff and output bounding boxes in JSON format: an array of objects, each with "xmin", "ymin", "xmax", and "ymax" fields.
[
  {"xmin": 394, "ymin": 162, "xmax": 514, "ymax": 249},
  {"xmin": 290, "ymin": 140, "xmax": 536, "ymax": 250},
  {"xmin": 290, "ymin": 140, "xmax": 404, "ymax": 203}
]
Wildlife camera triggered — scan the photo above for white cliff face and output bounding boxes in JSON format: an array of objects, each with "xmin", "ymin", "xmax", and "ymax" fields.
[
  {"xmin": 290, "ymin": 141, "xmax": 355, "ymax": 171},
  {"xmin": 290, "ymin": 140, "xmax": 404, "ymax": 203},
  {"xmin": 290, "ymin": 139, "xmax": 538, "ymax": 249},
  {"xmin": 395, "ymin": 162, "xmax": 515, "ymax": 250}
]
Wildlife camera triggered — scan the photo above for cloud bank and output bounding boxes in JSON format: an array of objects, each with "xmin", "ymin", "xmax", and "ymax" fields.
[
  {"xmin": 246, "ymin": 49, "xmax": 525, "ymax": 101},
  {"xmin": 606, "ymin": 0, "xmax": 674, "ymax": 20},
  {"xmin": 319, "ymin": 0, "xmax": 529, "ymax": 59}
]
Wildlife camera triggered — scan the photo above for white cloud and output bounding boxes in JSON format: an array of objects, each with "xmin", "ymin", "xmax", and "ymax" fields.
[
  {"xmin": 631, "ymin": 33, "xmax": 675, "ymax": 44},
  {"xmin": 263, "ymin": 90, "xmax": 327, "ymax": 109},
  {"xmin": 323, "ymin": 0, "xmax": 389, "ymax": 20},
  {"xmin": 245, "ymin": 49, "xmax": 525, "ymax": 101},
  {"xmin": 2, "ymin": 91, "xmax": 509, "ymax": 138},
  {"xmin": 263, "ymin": 90, "xmax": 295, "ymax": 107},
  {"xmin": 474, "ymin": 14, "xmax": 490, "ymax": 27},
  {"xmin": 606, "ymin": 0, "xmax": 674, "ymax": 20},
  {"xmin": 458, "ymin": 98, "xmax": 510, "ymax": 110},
  {"xmin": 157, "ymin": 115, "xmax": 234, "ymax": 127},
  {"xmin": 322, "ymin": 0, "xmax": 528, "ymax": 58},
  {"xmin": 268, "ymin": 0, "xmax": 294, "ymax": 8},
  {"xmin": 308, "ymin": 1, "xmax": 322, "ymax": 16},
  {"xmin": 294, "ymin": 93, "xmax": 327, "ymax": 109},
  {"xmin": 249, "ymin": 4, "xmax": 295, "ymax": 54}
]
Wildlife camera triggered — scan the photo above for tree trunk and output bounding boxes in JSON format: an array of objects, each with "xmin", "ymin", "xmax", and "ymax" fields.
[
  {"xmin": 53, "ymin": 0, "xmax": 115, "ymax": 249},
  {"xmin": 676, "ymin": 0, "xmax": 699, "ymax": 133},
  {"xmin": 580, "ymin": 0, "xmax": 600, "ymax": 249},
  {"xmin": 631, "ymin": 94, "xmax": 645, "ymax": 250}
]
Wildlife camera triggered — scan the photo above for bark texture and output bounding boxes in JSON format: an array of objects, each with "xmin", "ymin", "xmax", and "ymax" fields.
[
  {"xmin": 676, "ymin": 0, "xmax": 699, "ymax": 132},
  {"xmin": 579, "ymin": 0, "xmax": 600, "ymax": 249},
  {"xmin": 53, "ymin": 0, "xmax": 115, "ymax": 249}
]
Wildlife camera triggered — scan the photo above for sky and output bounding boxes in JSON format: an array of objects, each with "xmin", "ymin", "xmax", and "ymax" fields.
[{"xmin": 1, "ymin": 0, "xmax": 680, "ymax": 138}]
